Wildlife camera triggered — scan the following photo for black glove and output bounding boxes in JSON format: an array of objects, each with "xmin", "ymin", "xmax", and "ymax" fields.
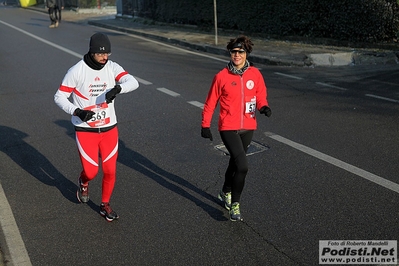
[
  {"xmin": 74, "ymin": 108, "xmax": 95, "ymax": 122},
  {"xmin": 201, "ymin": 127, "xmax": 213, "ymax": 141},
  {"xmin": 259, "ymin": 106, "xmax": 272, "ymax": 117},
  {"xmin": 105, "ymin": 85, "xmax": 122, "ymax": 104}
]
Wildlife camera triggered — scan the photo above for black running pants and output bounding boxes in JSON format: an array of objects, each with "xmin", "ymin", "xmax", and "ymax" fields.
[
  {"xmin": 48, "ymin": 7, "xmax": 57, "ymax": 24},
  {"xmin": 220, "ymin": 130, "xmax": 253, "ymax": 203}
]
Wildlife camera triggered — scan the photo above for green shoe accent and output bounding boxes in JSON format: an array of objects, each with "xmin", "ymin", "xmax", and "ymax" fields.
[
  {"xmin": 218, "ymin": 190, "xmax": 231, "ymax": 210},
  {"xmin": 229, "ymin": 202, "xmax": 243, "ymax": 221}
]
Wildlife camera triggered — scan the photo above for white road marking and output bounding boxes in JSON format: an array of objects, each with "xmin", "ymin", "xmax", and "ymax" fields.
[
  {"xmin": 134, "ymin": 77, "xmax": 152, "ymax": 85},
  {"xmin": 0, "ymin": 183, "xmax": 32, "ymax": 266},
  {"xmin": 274, "ymin": 72, "xmax": 303, "ymax": 80},
  {"xmin": 316, "ymin": 82, "xmax": 347, "ymax": 91},
  {"xmin": 157, "ymin": 87, "xmax": 180, "ymax": 97},
  {"xmin": 0, "ymin": 19, "xmax": 82, "ymax": 58},
  {"xmin": 188, "ymin": 101, "xmax": 204, "ymax": 109},
  {"xmin": 265, "ymin": 132, "xmax": 399, "ymax": 194},
  {"xmin": 365, "ymin": 94, "xmax": 399, "ymax": 103}
]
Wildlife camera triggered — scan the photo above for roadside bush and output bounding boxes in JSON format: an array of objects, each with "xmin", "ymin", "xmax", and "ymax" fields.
[{"xmin": 147, "ymin": 0, "xmax": 399, "ymax": 43}]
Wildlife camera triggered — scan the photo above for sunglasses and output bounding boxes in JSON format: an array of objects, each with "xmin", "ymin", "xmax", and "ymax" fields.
[
  {"xmin": 230, "ymin": 49, "xmax": 246, "ymax": 55},
  {"xmin": 95, "ymin": 53, "xmax": 112, "ymax": 57}
]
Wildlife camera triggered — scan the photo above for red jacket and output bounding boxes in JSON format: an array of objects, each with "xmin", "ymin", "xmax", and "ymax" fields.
[{"xmin": 202, "ymin": 66, "xmax": 269, "ymax": 131}]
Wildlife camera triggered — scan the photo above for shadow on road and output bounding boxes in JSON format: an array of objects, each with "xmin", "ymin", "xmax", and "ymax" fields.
[
  {"xmin": 0, "ymin": 125, "xmax": 77, "ymax": 203},
  {"xmin": 118, "ymin": 140, "xmax": 227, "ymax": 221},
  {"xmin": 54, "ymin": 119, "xmax": 227, "ymax": 221}
]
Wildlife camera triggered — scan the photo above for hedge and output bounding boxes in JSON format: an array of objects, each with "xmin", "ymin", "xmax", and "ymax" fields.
[{"xmin": 134, "ymin": 0, "xmax": 399, "ymax": 43}]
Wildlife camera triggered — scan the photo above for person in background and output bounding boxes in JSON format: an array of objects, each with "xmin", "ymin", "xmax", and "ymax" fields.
[
  {"xmin": 46, "ymin": 0, "xmax": 58, "ymax": 28},
  {"xmin": 54, "ymin": 33, "xmax": 139, "ymax": 222},
  {"xmin": 201, "ymin": 35, "xmax": 272, "ymax": 221},
  {"xmin": 54, "ymin": 0, "xmax": 64, "ymax": 24}
]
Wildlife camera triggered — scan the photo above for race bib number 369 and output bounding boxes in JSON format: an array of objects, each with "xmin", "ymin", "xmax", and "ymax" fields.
[{"xmin": 84, "ymin": 102, "xmax": 111, "ymax": 127}]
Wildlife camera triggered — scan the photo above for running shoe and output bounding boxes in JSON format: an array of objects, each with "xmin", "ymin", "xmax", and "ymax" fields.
[
  {"xmin": 229, "ymin": 202, "xmax": 243, "ymax": 222},
  {"xmin": 100, "ymin": 202, "xmax": 119, "ymax": 222},
  {"xmin": 77, "ymin": 178, "xmax": 89, "ymax": 203},
  {"xmin": 218, "ymin": 190, "xmax": 231, "ymax": 210}
]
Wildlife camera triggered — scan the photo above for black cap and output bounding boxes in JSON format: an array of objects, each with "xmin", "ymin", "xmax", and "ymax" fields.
[{"xmin": 89, "ymin": 33, "xmax": 111, "ymax": 53}]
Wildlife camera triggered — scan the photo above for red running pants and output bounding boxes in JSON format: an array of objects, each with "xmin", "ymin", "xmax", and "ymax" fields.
[{"xmin": 76, "ymin": 127, "xmax": 118, "ymax": 203}]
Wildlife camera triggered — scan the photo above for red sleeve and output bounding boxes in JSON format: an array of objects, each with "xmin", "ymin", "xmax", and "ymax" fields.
[
  {"xmin": 255, "ymin": 69, "xmax": 269, "ymax": 109},
  {"xmin": 201, "ymin": 74, "xmax": 221, "ymax": 128}
]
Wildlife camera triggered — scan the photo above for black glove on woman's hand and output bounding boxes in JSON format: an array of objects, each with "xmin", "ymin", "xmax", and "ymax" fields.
[
  {"xmin": 74, "ymin": 108, "xmax": 95, "ymax": 122},
  {"xmin": 106, "ymin": 85, "xmax": 122, "ymax": 103},
  {"xmin": 201, "ymin": 127, "xmax": 213, "ymax": 141},
  {"xmin": 259, "ymin": 106, "xmax": 272, "ymax": 117}
]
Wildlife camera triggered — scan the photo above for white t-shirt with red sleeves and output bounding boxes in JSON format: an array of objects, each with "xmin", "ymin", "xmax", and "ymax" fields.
[{"xmin": 54, "ymin": 59, "xmax": 139, "ymax": 129}]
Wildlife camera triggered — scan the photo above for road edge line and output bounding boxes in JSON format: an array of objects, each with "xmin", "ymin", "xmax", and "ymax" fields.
[{"xmin": 0, "ymin": 182, "xmax": 32, "ymax": 266}]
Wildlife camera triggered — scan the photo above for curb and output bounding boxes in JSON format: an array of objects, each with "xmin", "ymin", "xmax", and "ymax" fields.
[
  {"xmin": 87, "ymin": 20, "xmax": 306, "ymax": 67},
  {"xmin": 309, "ymin": 52, "xmax": 354, "ymax": 66}
]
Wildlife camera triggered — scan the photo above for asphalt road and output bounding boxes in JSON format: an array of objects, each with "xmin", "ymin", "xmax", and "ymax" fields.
[{"xmin": 0, "ymin": 6, "xmax": 398, "ymax": 266}]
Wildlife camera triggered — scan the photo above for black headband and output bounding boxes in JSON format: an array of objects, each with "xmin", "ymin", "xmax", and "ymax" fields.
[
  {"xmin": 231, "ymin": 42, "xmax": 249, "ymax": 53},
  {"xmin": 232, "ymin": 42, "xmax": 242, "ymax": 49}
]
